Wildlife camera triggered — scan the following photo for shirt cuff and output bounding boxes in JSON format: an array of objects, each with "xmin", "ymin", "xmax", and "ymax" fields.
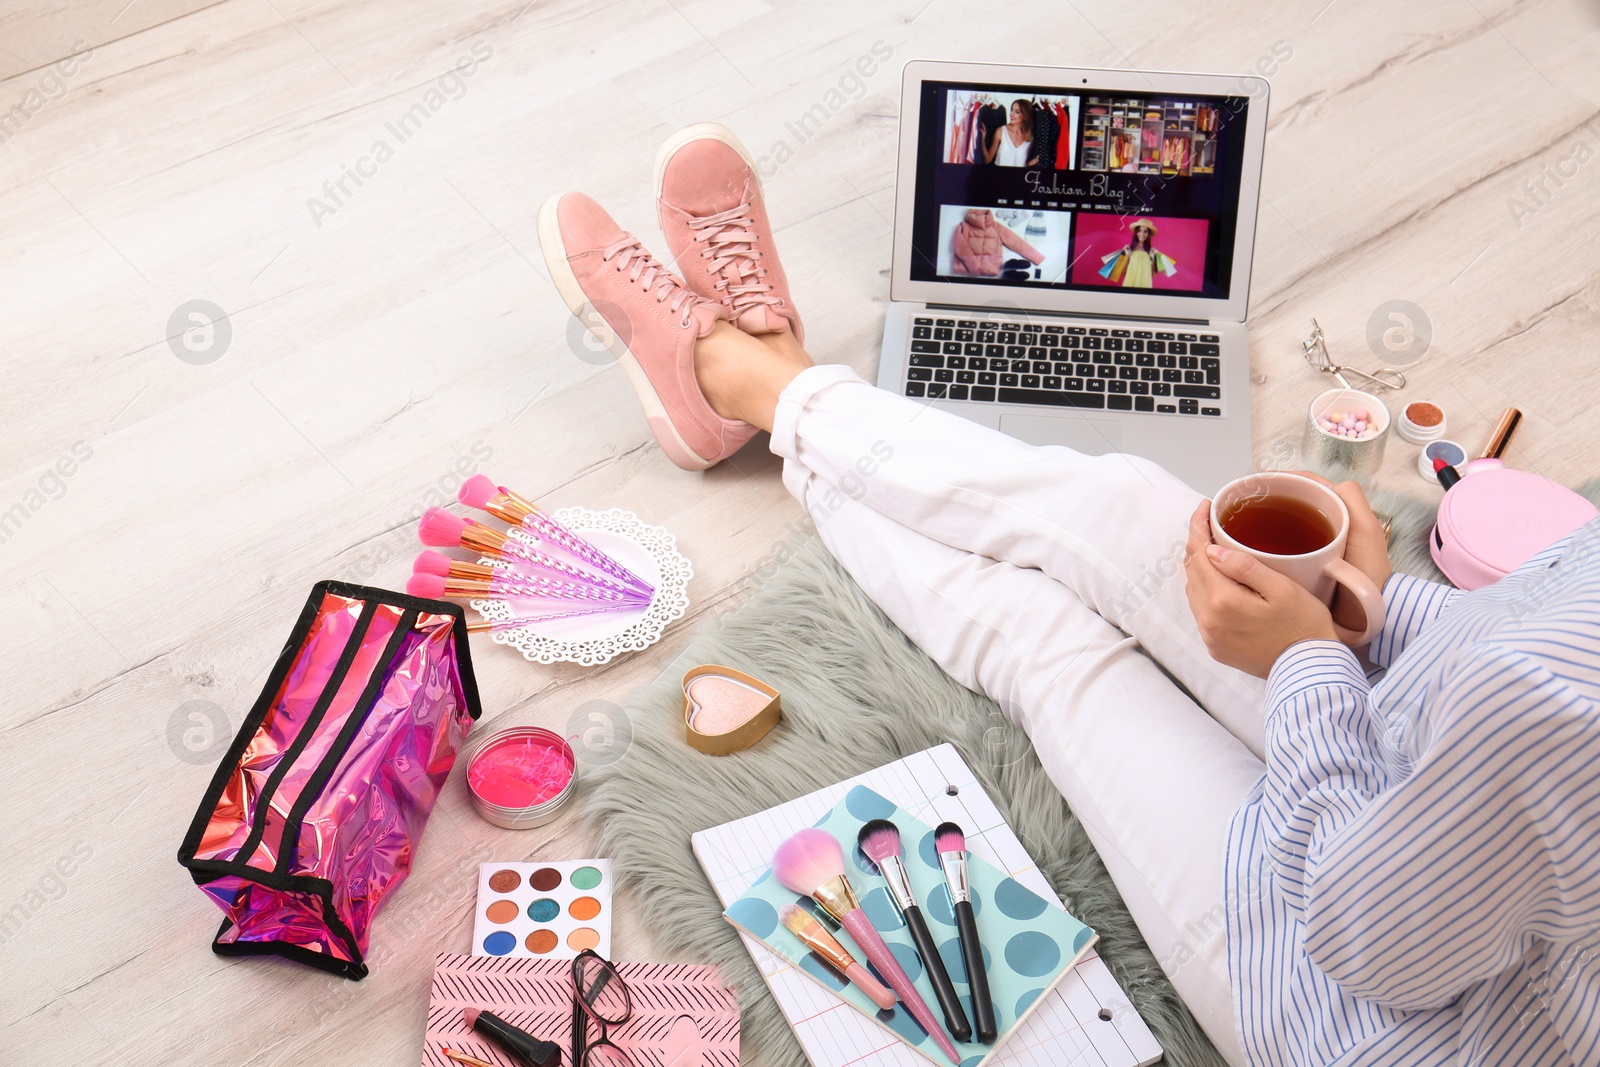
[
  {"xmin": 1368, "ymin": 572, "xmax": 1461, "ymax": 669},
  {"xmin": 1265, "ymin": 640, "xmax": 1368, "ymax": 718}
]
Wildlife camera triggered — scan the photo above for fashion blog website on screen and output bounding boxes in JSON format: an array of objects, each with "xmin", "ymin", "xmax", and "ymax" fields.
[{"xmin": 913, "ymin": 81, "xmax": 1250, "ymax": 298}]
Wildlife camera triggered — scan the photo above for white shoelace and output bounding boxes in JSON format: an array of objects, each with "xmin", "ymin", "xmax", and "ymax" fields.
[
  {"xmin": 601, "ymin": 236, "xmax": 704, "ymax": 328},
  {"xmin": 687, "ymin": 201, "xmax": 781, "ymax": 320}
]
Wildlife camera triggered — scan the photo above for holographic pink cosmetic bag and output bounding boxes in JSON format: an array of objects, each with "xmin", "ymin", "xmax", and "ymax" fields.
[{"xmin": 177, "ymin": 581, "xmax": 482, "ymax": 979}]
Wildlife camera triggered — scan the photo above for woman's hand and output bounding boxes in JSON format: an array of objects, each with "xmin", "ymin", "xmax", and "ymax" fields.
[
  {"xmin": 1184, "ymin": 501, "xmax": 1339, "ymax": 678},
  {"xmin": 1285, "ymin": 471, "xmax": 1393, "ymax": 640}
]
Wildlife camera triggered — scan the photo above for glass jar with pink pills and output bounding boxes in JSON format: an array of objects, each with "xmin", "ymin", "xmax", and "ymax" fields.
[
  {"xmin": 1303, "ymin": 387, "xmax": 1391, "ymax": 476},
  {"xmin": 465, "ymin": 726, "xmax": 577, "ymax": 828}
]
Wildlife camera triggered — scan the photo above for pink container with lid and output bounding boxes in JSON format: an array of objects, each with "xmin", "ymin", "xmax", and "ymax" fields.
[{"xmin": 1430, "ymin": 459, "xmax": 1599, "ymax": 589}]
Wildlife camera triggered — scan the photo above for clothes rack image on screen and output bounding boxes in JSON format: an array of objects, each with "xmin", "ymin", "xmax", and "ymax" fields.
[{"xmin": 944, "ymin": 90, "xmax": 1079, "ymax": 170}]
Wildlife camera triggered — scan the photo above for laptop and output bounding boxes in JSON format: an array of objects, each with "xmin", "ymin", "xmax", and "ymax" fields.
[{"xmin": 878, "ymin": 61, "xmax": 1270, "ymax": 494}]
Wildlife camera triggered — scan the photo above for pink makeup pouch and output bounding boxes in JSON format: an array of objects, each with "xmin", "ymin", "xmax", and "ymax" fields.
[
  {"xmin": 176, "ymin": 581, "xmax": 482, "ymax": 979},
  {"xmin": 1431, "ymin": 460, "xmax": 1599, "ymax": 590}
]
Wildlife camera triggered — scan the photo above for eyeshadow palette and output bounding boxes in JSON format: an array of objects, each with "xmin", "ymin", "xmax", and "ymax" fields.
[{"xmin": 471, "ymin": 859, "xmax": 613, "ymax": 959}]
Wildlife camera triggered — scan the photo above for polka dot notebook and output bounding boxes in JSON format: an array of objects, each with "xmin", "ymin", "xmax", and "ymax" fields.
[
  {"xmin": 470, "ymin": 860, "xmax": 612, "ymax": 959},
  {"xmin": 698, "ymin": 744, "xmax": 1160, "ymax": 1067}
]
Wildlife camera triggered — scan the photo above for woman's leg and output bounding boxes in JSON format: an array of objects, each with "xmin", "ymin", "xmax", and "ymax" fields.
[
  {"xmin": 699, "ymin": 332, "xmax": 1267, "ymax": 758},
  {"xmin": 786, "ymin": 465, "xmax": 1261, "ymax": 1066}
]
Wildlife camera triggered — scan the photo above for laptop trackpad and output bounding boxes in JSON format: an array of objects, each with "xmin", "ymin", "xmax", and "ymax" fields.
[{"xmin": 1000, "ymin": 413, "xmax": 1123, "ymax": 455}]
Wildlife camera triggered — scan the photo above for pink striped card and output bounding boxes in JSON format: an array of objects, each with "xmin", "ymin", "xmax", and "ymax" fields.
[{"xmin": 421, "ymin": 953, "xmax": 739, "ymax": 1066}]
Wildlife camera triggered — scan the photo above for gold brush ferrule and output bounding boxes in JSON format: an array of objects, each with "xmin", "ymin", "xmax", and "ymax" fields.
[
  {"xmin": 442, "ymin": 577, "xmax": 493, "ymax": 597},
  {"xmin": 501, "ymin": 487, "xmax": 540, "ymax": 516},
  {"xmin": 482, "ymin": 493, "xmax": 532, "ymax": 525},
  {"xmin": 465, "ymin": 619, "xmax": 495, "ymax": 634},
  {"xmin": 447, "ymin": 560, "xmax": 496, "ymax": 581},
  {"xmin": 458, "ymin": 522, "xmax": 509, "ymax": 555},
  {"xmin": 791, "ymin": 919, "xmax": 857, "ymax": 973},
  {"xmin": 939, "ymin": 849, "xmax": 971, "ymax": 904},
  {"xmin": 810, "ymin": 874, "xmax": 861, "ymax": 924}
]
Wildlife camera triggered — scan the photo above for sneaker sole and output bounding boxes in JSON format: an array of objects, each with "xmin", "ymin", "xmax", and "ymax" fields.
[{"xmin": 536, "ymin": 193, "xmax": 718, "ymax": 472}]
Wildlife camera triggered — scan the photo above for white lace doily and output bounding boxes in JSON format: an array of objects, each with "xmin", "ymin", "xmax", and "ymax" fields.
[{"xmin": 468, "ymin": 507, "xmax": 692, "ymax": 666}]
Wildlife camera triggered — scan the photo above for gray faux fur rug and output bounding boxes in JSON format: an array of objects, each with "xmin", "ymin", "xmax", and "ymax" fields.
[{"xmin": 581, "ymin": 476, "xmax": 1600, "ymax": 1067}]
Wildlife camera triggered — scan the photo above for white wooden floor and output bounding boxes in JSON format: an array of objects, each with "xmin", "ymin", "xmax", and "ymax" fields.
[{"xmin": 4, "ymin": 1, "xmax": 1599, "ymax": 1063}]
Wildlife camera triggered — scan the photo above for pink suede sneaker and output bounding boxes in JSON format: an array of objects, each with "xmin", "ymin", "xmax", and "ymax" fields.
[
  {"xmin": 537, "ymin": 191, "xmax": 758, "ymax": 470},
  {"xmin": 654, "ymin": 123, "xmax": 804, "ymax": 341}
]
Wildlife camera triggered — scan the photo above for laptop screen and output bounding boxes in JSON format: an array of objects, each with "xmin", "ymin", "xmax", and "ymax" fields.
[{"xmin": 908, "ymin": 80, "xmax": 1253, "ymax": 301}]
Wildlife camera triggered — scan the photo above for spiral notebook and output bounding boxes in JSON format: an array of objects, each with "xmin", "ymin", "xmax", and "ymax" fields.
[{"xmin": 691, "ymin": 744, "xmax": 1162, "ymax": 1067}]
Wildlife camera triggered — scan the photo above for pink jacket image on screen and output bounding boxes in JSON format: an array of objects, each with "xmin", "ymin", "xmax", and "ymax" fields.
[{"xmin": 950, "ymin": 208, "xmax": 1044, "ymax": 277}]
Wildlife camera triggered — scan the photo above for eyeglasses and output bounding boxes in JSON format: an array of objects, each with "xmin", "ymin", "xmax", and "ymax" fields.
[{"xmin": 572, "ymin": 949, "xmax": 634, "ymax": 1067}]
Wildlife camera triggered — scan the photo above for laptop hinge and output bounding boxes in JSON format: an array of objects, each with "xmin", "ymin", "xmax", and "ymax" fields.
[{"xmin": 923, "ymin": 303, "xmax": 1219, "ymax": 327}]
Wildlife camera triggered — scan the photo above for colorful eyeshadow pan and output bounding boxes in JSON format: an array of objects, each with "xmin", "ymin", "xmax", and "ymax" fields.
[
  {"xmin": 488, "ymin": 869, "xmax": 522, "ymax": 893},
  {"xmin": 471, "ymin": 859, "xmax": 612, "ymax": 960}
]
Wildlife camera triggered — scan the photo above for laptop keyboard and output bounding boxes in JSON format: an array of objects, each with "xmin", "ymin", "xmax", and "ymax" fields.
[{"xmin": 904, "ymin": 315, "xmax": 1223, "ymax": 417}]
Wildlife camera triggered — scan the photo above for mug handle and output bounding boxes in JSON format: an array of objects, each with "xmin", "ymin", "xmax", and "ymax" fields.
[{"xmin": 1324, "ymin": 558, "xmax": 1385, "ymax": 646}]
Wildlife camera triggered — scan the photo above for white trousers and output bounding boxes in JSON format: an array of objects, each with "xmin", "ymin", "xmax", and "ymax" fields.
[{"xmin": 769, "ymin": 365, "xmax": 1267, "ymax": 1067}]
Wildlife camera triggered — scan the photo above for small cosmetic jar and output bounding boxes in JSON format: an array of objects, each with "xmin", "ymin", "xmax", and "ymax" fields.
[
  {"xmin": 1397, "ymin": 400, "xmax": 1447, "ymax": 445},
  {"xmin": 1417, "ymin": 439, "xmax": 1468, "ymax": 483},
  {"xmin": 682, "ymin": 665, "xmax": 782, "ymax": 755},
  {"xmin": 1304, "ymin": 388, "xmax": 1391, "ymax": 476},
  {"xmin": 465, "ymin": 726, "xmax": 577, "ymax": 829}
]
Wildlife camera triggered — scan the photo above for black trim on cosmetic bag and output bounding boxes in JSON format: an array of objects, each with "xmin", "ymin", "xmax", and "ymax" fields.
[{"xmin": 176, "ymin": 581, "xmax": 483, "ymax": 980}]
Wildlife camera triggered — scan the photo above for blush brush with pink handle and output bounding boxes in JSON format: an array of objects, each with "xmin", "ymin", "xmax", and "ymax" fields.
[
  {"xmin": 773, "ymin": 828, "xmax": 961, "ymax": 1065},
  {"xmin": 459, "ymin": 475, "xmax": 653, "ymax": 596},
  {"xmin": 419, "ymin": 507, "xmax": 649, "ymax": 604}
]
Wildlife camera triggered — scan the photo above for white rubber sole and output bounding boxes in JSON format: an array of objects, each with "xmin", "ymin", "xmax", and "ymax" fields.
[{"xmin": 536, "ymin": 193, "xmax": 717, "ymax": 471}]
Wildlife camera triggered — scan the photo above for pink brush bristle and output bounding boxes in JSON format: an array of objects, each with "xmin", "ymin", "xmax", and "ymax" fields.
[
  {"xmin": 856, "ymin": 819, "xmax": 904, "ymax": 864},
  {"xmin": 773, "ymin": 828, "xmax": 846, "ymax": 896},
  {"xmin": 458, "ymin": 474, "xmax": 498, "ymax": 510},
  {"xmin": 418, "ymin": 506, "xmax": 470, "ymax": 547},
  {"xmin": 413, "ymin": 550, "xmax": 452, "ymax": 576},
  {"xmin": 934, "ymin": 822, "xmax": 966, "ymax": 854},
  {"xmin": 406, "ymin": 573, "xmax": 448, "ymax": 598}
]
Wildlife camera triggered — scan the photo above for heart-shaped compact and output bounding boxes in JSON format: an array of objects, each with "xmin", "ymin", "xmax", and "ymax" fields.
[{"xmin": 681, "ymin": 665, "xmax": 782, "ymax": 755}]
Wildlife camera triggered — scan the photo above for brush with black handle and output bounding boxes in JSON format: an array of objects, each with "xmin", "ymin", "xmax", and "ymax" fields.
[
  {"xmin": 936, "ymin": 822, "xmax": 997, "ymax": 1043},
  {"xmin": 857, "ymin": 818, "xmax": 972, "ymax": 1043}
]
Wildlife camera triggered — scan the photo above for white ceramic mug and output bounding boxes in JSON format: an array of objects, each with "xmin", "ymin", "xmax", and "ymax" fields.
[{"xmin": 1209, "ymin": 471, "xmax": 1385, "ymax": 645}]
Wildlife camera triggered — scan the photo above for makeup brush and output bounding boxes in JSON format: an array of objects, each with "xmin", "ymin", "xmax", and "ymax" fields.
[
  {"xmin": 772, "ymin": 829, "xmax": 961, "ymax": 1064},
  {"xmin": 412, "ymin": 550, "xmax": 643, "ymax": 604},
  {"xmin": 460, "ymin": 475, "xmax": 653, "ymax": 595},
  {"xmin": 405, "ymin": 574, "xmax": 621, "ymax": 630},
  {"xmin": 460, "ymin": 1007, "xmax": 561, "ymax": 1067},
  {"xmin": 779, "ymin": 902, "xmax": 897, "ymax": 1010},
  {"xmin": 858, "ymin": 819, "xmax": 972, "ymax": 1043},
  {"xmin": 936, "ymin": 823, "xmax": 996, "ymax": 1043},
  {"xmin": 419, "ymin": 508, "xmax": 647, "ymax": 602}
]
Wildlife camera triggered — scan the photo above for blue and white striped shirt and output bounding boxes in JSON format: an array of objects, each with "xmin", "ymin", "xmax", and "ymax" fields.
[{"xmin": 1227, "ymin": 517, "xmax": 1600, "ymax": 1066}]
